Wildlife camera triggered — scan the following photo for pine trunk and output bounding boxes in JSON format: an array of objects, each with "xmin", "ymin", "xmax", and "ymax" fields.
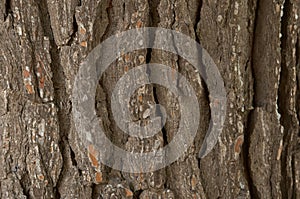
[{"xmin": 0, "ymin": 0, "xmax": 299, "ymax": 198}]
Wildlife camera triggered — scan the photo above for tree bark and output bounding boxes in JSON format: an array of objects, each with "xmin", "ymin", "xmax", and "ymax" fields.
[{"xmin": 0, "ymin": 0, "xmax": 299, "ymax": 198}]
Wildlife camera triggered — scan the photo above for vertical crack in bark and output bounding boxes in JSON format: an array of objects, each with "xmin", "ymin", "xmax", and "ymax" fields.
[
  {"xmin": 193, "ymin": 5, "xmax": 211, "ymax": 195},
  {"xmin": 66, "ymin": 15, "xmax": 78, "ymax": 46},
  {"xmin": 296, "ymin": 36, "xmax": 300, "ymax": 137},
  {"xmin": 96, "ymin": 0, "xmax": 112, "ymax": 44},
  {"xmin": 280, "ymin": 16, "xmax": 289, "ymax": 199},
  {"xmin": 148, "ymin": 0, "xmax": 160, "ymax": 27},
  {"xmin": 147, "ymin": 0, "xmax": 164, "ymax": 144},
  {"xmin": 193, "ymin": 0, "xmax": 202, "ymax": 43},
  {"xmin": 243, "ymin": 110, "xmax": 257, "ymax": 198},
  {"xmin": 193, "ymin": 1, "xmax": 210, "ymax": 175},
  {"xmin": 19, "ymin": 138, "xmax": 31, "ymax": 198},
  {"xmin": 34, "ymin": 0, "xmax": 74, "ymax": 197},
  {"xmin": 278, "ymin": 0, "xmax": 294, "ymax": 197},
  {"xmin": 152, "ymin": 86, "xmax": 168, "ymax": 146},
  {"xmin": 243, "ymin": 0, "xmax": 259, "ymax": 197},
  {"xmin": 4, "ymin": 0, "xmax": 11, "ymax": 21}
]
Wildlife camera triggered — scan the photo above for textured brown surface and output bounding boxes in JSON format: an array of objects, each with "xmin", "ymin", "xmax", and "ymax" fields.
[{"xmin": 0, "ymin": 0, "xmax": 299, "ymax": 198}]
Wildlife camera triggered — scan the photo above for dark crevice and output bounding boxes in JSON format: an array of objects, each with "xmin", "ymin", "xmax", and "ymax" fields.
[
  {"xmin": 242, "ymin": 59, "xmax": 256, "ymax": 198},
  {"xmin": 35, "ymin": 0, "xmax": 72, "ymax": 198},
  {"xmin": 243, "ymin": 110, "xmax": 258, "ymax": 199},
  {"xmin": 146, "ymin": 0, "xmax": 166, "ymax": 146},
  {"xmin": 193, "ymin": 0, "xmax": 208, "ymax": 172},
  {"xmin": 20, "ymin": 175, "xmax": 30, "ymax": 197},
  {"xmin": 148, "ymin": 0, "xmax": 160, "ymax": 27},
  {"xmin": 90, "ymin": 0, "xmax": 111, "ymax": 50},
  {"xmin": 133, "ymin": 190, "xmax": 143, "ymax": 199},
  {"xmin": 186, "ymin": 0, "xmax": 208, "ymax": 198},
  {"xmin": 121, "ymin": 2, "xmax": 125, "ymax": 21},
  {"xmin": 296, "ymin": 36, "xmax": 300, "ymax": 137},
  {"xmin": 146, "ymin": 48, "xmax": 152, "ymax": 64},
  {"xmin": 19, "ymin": 150, "xmax": 31, "ymax": 198},
  {"xmin": 171, "ymin": 5, "xmax": 176, "ymax": 30},
  {"xmin": 70, "ymin": 145, "xmax": 78, "ymax": 167},
  {"xmin": 278, "ymin": 0, "xmax": 294, "ymax": 197},
  {"xmin": 193, "ymin": 0, "xmax": 202, "ymax": 43},
  {"xmin": 243, "ymin": 0, "xmax": 260, "ymax": 197},
  {"xmin": 63, "ymin": 0, "xmax": 81, "ymax": 47},
  {"xmin": 250, "ymin": 0, "xmax": 260, "ymax": 109},
  {"xmin": 153, "ymin": 85, "xmax": 168, "ymax": 146},
  {"xmin": 98, "ymin": 0, "xmax": 112, "ymax": 43},
  {"xmin": 91, "ymin": 183, "xmax": 102, "ymax": 199},
  {"xmin": 91, "ymin": 183, "xmax": 96, "ymax": 199},
  {"xmin": 4, "ymin": 0, "xmax": 12, "ymax": 21},
  {"xmin": 66, "ymin": 15, "xmax": 78, "ymax": 46}
]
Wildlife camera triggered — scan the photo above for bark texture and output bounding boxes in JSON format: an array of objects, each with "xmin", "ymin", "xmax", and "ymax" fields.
[{"xmin": 0, "ymin": 0, "xmax": 299, "ymax": 198}]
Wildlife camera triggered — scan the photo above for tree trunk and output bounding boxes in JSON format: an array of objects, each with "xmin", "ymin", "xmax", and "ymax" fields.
[{"xmin": 0, "ymin": 0, "xmax": 299, "ymax": 198}]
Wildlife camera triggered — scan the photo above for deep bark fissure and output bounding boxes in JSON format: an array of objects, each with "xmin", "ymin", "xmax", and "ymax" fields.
[
  {"xmin": 243, "ymin": 110, "xmax": 256, "ymax": 198},
  {"xmin": 296, "ymin": 36, "xmax": 300, "ymax": 137},
  {"xmin": 34, "ymin": 0, "xmax": 75, "ymax": 197},
  {"xmin": 98, "ymin": 0, "xmax": 112, "ymax": 43},
  {"xmin": 148, "ymin": 0, "xmax": 160, "ymax": 27},
  {"xmin": 243, "ymin": 0, "xmax": 259, "ymax": 197},
  {"xmin": 147, "ymin": 0, "xmax": 168, "ymax": 147},
  {"xmin": 193, "ymin": 0, "xmax": 202, "ymax": 43},
  {"xmin": 69, "ymin": 144, "xmax": 78, "ymax": 167},
  {"xmin": 66, "ymin": 15, "xmax": 78, "ymax": 46},
  {"xmin": 19, "ymin": 174, "xmax": 30, "ymax": 198},
  {"xmin": 250, "ymin": 0, "xmax": 261, "ymax": 109},
  {"xmin": 133, "ymin": 189, "xmax": 143, "ymax": 199},
  {"xmin": 19, "ymin": 135, "xmax": 31, "ymax": 198},
  {"xmin": 152, "ymin": 85, "xmax": 169, "ymax": 146},
  {"xmin": 278, "ymin": 0, "xmax": 294, "ymax": 197},
  {"xmin": 4, "ymin": 0, "xmax": 11, "ymax": 21}
]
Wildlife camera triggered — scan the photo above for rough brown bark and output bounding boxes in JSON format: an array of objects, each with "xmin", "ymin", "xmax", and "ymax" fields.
[{"xmin": 0, "ymin": 0, "xmax": 299, "ymax": 198}]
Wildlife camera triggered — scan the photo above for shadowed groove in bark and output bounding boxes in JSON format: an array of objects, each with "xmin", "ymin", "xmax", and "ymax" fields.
[
  {"xmin": 278, "ymin": 0, "xmax": 294, "ymax": 197},
  {"xmin": 192, "ymin": 3, "xmax": 211, "ymax": 194},
  {"xmin": 146, "ymin": 0, "xmax": 168, "ymax": 147},
  {"xmin": 4, "ymin": 0, "xmax": 11, "ymax": 21},
  {"xmin": 34, "ymin": 0, "xmax": 76, "ymax": 197},
  {"xmin": 66, "ymin": 15, "xmax": 78, "ymax": 46},
  {"xmin": 193, "ymin": 0, "xmax": 202, "ymax": 42},
  {"xmin": 148, "ymin": 0, "xmax": 160, "ymax": 27},
  {"xmin": 243, "ymin": 0, "xmax": 259, "ymax": 197},
  {"xmin": 19, "ymin": 140, "xmax": 31, "ymax": 198},
  {"xmin": 94, "ymin": 0, "xmax": 112, "ymax": 45},
  {"xmin": 133, "ymin": 190, "xmax": 143, "ymax": 199},
  {"xmin": 296, "ymin": 36, "xmax": 300, "ymax": 137},
  {"xmin": 244, "ymin": 111, "xmax": 257, "ymax": 198}
]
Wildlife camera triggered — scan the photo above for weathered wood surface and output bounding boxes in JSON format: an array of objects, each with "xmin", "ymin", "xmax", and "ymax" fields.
[{"xmin": 0, "ymin": 0, "xmax": 299, "ymax": 198}]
